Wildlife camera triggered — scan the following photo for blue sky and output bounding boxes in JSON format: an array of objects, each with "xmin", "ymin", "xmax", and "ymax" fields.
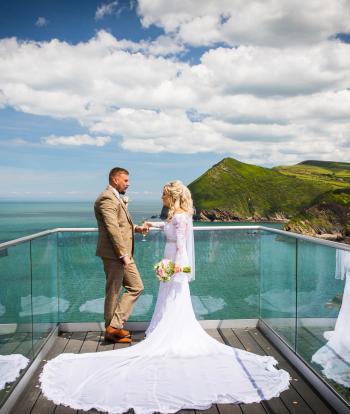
[{"xmin": 0, "ymin": 0, "xmax": 350, "ymax": 200}]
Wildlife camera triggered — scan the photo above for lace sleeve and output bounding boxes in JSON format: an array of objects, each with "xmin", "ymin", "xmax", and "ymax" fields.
[
  {"xmin": 149, "ymin": 221, "xmax": 165, "ymax": 229},
  {"xmin": 174, "ymin": 214, "xmax": 189, "ymax": 267}
]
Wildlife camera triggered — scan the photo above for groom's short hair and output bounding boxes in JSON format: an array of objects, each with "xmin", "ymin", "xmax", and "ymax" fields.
[{"xmin": 109, "ymin": 167, "xmax": 129, "ymax": 181}]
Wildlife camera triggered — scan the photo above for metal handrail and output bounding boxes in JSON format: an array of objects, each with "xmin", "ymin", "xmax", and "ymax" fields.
[{"xmin": 1, "ymin": 225, "xmax": 350, "ymax": 252}]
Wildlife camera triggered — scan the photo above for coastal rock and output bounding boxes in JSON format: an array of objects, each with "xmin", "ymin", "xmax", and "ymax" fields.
[
  {"xmin": 194, "ymin": 208, "xmax": 241, "ymax": 222},
  {"xmin": 284, "ymin": 198, "xmax": 350, "ymax": 243},
  {"xmin": 194, "ymin": 208, "xmax": 289, "ymax": 223},
  {"xmin": 316, "ymin": 233, "xmax": 343, "ymax": 241}
]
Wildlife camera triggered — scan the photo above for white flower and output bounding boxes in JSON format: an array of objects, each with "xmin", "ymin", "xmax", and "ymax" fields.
[{"xmin": 121, "ymin": 195, "xmax": 129, "ymax": 204}]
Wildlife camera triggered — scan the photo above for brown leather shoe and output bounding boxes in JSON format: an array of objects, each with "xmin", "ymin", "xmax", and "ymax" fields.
[
  {"xmin": 104, "ymin": 333, "xmax": 131, "ymax": 344},
  {"xmin": 105, "ymin": 325, "xmax": 130, "ymax": 338}
]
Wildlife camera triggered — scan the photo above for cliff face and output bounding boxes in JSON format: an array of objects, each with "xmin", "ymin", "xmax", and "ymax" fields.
[
  {"xmin": 194, "ymin": 208, "xmax": 288, "ymax": 222},
  {"xmin": 189, "ymin": 157, "xmax": 331, "ymax": 221},
  {"xmin": 283, "ymin": 188, "xmax": 350, "ymax": 241}
]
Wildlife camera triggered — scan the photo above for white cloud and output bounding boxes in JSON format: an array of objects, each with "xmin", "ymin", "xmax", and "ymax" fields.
[
  {"xmin": 191, "ymin": 42, "xmax": 350, "ymax": 97},
  {"xmin": 35, "ymin": 17, "xmax": 49, "ymax": 27},
  {"xmin": 43, "ymin": 134, "xmax": 111, "ymax": 147},
  {"xmin": 91, "ymin": 108, "xmax": 232, "ymax": 153},
  {"xmin": 105, "ymin": 34, "xmax": 185, "ymax": 56},
  {"xmin": 137, "ymin": 0, "xmax": 350, "ymax": 47},
  {"xmin": 0, "ymin": 5, "xmax": 350, "ymax": 167},
  {"xmin": 95, "ymin": 1, "xmax": 119, "ymax": 20}
]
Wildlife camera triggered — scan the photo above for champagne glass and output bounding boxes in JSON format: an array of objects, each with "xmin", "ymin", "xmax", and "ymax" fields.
[{"xmin": 140, "ymin": 217, "xmax": 147, "ymax": 242}]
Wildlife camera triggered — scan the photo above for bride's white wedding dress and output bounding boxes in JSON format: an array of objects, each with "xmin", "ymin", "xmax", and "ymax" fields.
[{"xmin": 40, "ymin": 213, "xmax": 290, "ymax": 414}]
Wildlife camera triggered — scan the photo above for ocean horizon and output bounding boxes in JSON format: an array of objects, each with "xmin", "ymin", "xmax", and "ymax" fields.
[
  {"xmin": 0, "ymin": 200, "xmax": 162, "ymax": 243},
  {"xmin": 0, "ymin": 200, "xmax": 282, "ymax": 243}
]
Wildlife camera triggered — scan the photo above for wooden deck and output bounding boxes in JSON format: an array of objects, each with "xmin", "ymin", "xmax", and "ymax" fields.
[{"xmin": 9, "ymin": 328, "xmax": 336, "ymax": 414}]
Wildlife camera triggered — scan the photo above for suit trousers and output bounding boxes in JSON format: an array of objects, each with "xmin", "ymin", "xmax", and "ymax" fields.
[{"xmin": 102, "ymin": 257, "xmax": 144, "ymax": 329}]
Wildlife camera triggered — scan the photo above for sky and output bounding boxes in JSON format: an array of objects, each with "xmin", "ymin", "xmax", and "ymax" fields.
[{"xmin": 1, "ymin": 0, "xmax": 350, "ymax": 201}]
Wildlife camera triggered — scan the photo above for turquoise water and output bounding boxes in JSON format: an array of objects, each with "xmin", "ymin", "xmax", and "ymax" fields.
[
  {"xmin": 0, "ymin": 201, "xmax": 281, "ymax": 243},
  {"xmin": 0, "ymin": 200, "xmax": 162, "ymax": 243}
]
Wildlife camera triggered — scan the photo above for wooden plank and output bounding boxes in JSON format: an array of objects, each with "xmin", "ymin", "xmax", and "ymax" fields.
[
  {"xmin": 261, "ymin": 399, "xmax": 290, "ymax": 414},
  {"xmin": 53, "ymin": 332, "xmax": 87, "ymax": 414},
  {"xmin": 205, "ymin": 329, "xmax": 225, "ymax": 343},
  {"xmin": 96, "ymin": 331, "xmax": 114, "ymax": 352},
  {"xmin": 131, "ymin": 330, "xmax": 146, "ymax": 344},
  {"xmin": 9, "ymin": 332, "xmax": 71, "ymax": 414},
  {"xmin": 14, "ymin": 332, "xmax": 34, "ymax": 358},
  {"xmin": 251, "ymin": 328, "xmax": 334, "ymax": 414},
  {"xmin": 234, "ymin": 329, "xmax": 266, "ymax": 355},
  {"xmin": 220, "ymin": 329, "xmax": 290, "ymax": 414},
  {"xmin": 55, "ymin": 405, "xmax": 79, "ymax": 414},
  {"xmin": 218, "ymin": 329, "xmax": 266, "ymax": 414},
  {"xmin": 62, "ymin": 331, "xmax": 87, "ymax": 354},
  {"xmin": 240, "ymin": 402, "xmax": 267, "ymax": 414},
  {"xmin": 0, "ymin": 332, "xmax": 29, "ymax": 355},
  {"xmin": 196, "ymin": 405, "xmax": 220, "ymax": 414},
  {"xmin": 95, "ymin": 330, "xmax": 130, "ymax": 414},
  {"xmin": 75, "ymin": 333, "xmax": 101, "ymax": 414},
  {"xmin": 219, "ymin": 329, "xmax": 245, "ymax": 350},
  {"xmin": 178, "ymin": 410, "xmax": 196, "ymax": 414},
  {"xmin": 79, "ymin": 331, "xmax": 101, "ymax": 353},
  {"xmin": 245, "ymin": 328, "xmax": 314, "ymax": 414},
  {"xmin": 217, "ymin": 403, "xmax": 243, "ymax": 414},
  {"xmin": 31, "ymin": 333, "xmax": 84, "ymax": 414},
  {"xmin": 232, "ymin": 329, "xmax": 290, "ymax": 414},
  {"xmin": 114, "ymin": 340, "xmax": 131, "ymax": 350}
]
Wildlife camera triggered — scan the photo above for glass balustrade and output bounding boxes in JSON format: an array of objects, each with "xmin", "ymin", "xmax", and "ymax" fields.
[
  {"xmin": 260, "ymin": 230, "xmax": 297, "ymax": 347},
  {"xmin": 31, "ymin": 234, "xmax": 59, "ymax": 354},
  {"xmin": 57, "ymin": 228, "xmax": 261, "ymax": 322},
  {"xmin": 296, "ymin": 241, "xmax": 349, "ymax": 404},
  {"xmin": 0, "ymin": 227, "xmax": 349, "ymax": 409},
  {"xmin": 0, "ymin": 241, "xmax": 32, "ymax": 405},
  {"xmin": 192, "ymin": 228, "xmax": 260, "ymax": 319},
  {"xmin": 259, "ymin": 234, "xmax": 350, "ymax": 406}
]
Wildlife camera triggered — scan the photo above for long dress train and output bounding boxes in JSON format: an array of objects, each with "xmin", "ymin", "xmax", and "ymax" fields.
[
  {"xmin": 312, "ymin": 249, "xmax": 350, "ymax": 387},
  {"xmin": 39, "ymin": 213, "xmax": 290, "ymax": 414}
]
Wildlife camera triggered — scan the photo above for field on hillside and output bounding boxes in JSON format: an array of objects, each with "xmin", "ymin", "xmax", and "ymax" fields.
[{"xmin": 274, "ymin": 161, "xmax": 350, "ymax": 189}]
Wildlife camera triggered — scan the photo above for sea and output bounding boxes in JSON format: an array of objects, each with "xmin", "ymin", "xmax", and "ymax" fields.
[
  {"xmin": 0, "ymin": 200, "xmax": 164, "ymax": 243},
  {"xmin": 0, "ymin": 200, "xmax": 281, "ymax": 243}
]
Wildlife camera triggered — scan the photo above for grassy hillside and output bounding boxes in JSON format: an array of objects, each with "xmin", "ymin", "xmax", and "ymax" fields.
[
  {"xmin": 188, "ymin": 158, "xmax": 333, "ymax": 219},
  {"xmin": 274, "ymin": 160, "xmax": 350, "ymax": 189}
]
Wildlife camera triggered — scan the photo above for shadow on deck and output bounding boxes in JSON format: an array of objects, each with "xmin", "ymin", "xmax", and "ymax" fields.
[{"xmin": 9, "ymin": 328, "xmax": 336, "ymax": 414}]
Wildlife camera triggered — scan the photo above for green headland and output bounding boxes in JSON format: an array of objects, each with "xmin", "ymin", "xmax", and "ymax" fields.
[{"xmin": 188, "ymin": 158, "xmax": 350, "ymax": 242}]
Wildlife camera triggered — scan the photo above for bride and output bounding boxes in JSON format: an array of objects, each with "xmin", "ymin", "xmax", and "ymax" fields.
[{"xmin": 40, "ymin": 180, "xmax": 290, "ymax": 414}]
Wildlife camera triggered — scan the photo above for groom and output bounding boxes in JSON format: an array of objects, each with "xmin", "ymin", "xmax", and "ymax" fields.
[{"xmin": 95, "ymin": 167, "xmax": 146, "ymax": 343}]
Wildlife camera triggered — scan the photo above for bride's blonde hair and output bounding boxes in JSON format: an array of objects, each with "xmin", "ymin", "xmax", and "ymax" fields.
[{"xmin": 163, "ymin": 180, "xmax": 194, "ymax": 221}]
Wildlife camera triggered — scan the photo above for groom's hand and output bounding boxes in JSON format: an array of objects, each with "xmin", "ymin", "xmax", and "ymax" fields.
[
  {"xmin": 135, "ymin": 225, "xmax": 148, "ymax": 234},
  {"xmin": 122, "ymin": 256, "xmax": 132, "ymax": 266}
]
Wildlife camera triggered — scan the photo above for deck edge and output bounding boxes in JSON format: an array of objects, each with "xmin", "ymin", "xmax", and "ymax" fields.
[
  {"xmin": 0, "ymin": 325, "xmax": 59, "ymax": 414},
  {"xmin": 258, "ymin": 319, "xmax": 350, "ymax": 414},
  {"xmin": 58, "ymin": 319, "xmax": 259, "ymax": 332}
]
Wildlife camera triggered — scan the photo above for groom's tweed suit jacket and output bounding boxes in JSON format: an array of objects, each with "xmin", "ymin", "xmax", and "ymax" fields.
[{"xmin": 94, "ymin": 186, "xmax": 134, "ymax": 260}]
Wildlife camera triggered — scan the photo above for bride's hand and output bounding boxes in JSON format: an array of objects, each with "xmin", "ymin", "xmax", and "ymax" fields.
[{"xmin": 174, "ymin": 264, "xmax": 182, "ymax": 273}]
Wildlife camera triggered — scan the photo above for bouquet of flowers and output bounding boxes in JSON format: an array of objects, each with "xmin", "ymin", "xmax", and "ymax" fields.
[{"xmin": 154, "ymin": 259, "xmax": 191, "ymax": 282}]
